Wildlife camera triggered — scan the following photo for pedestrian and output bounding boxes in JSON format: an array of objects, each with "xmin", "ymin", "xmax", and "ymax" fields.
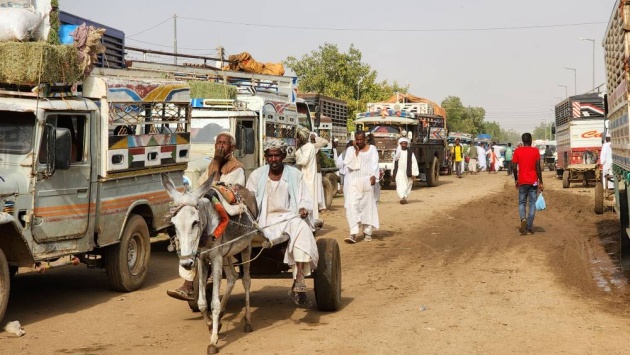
[
  {"xmin": 512, "ymin": 132, "xmax": 543, "ymax": 235},
  {"xmin": 486, "ymin": 143, "xmax": 498, "ymax": 173},
  {"xmin": 476, "ymin": 143, "xmax": 487, "ymax": 172},
  {"xmin": 453, "ymin": 138, "xmax": 464, "ymax": 178},
  {"xmin": 310, "ymin": 132, "xmax": 329, "ymax": 213},
  {"xmin": 336, "ymin": 140, "xmax": 354, "ymax": 196},
  {"xmin": 343, "ymin": 130, "xmax": 380, "ymax": 243},
  {"xmin": 600, "ymin": 133, "xmax": 613, "ymax": 189},
  {"xmin": 295, "ymin": 127, "xmax": 322, "ymax": 231},
  {"xmin": 505, "ymin": 143, "xmax": 514, "ymax": 176},
  {"xmin": 393, "ymin": 137, "xmax": 419, "ymax": 204},
  {"xmin": 167, "ymin": 132, "xmax": 245, "ymax": 301},
  {"xmin": 246, "ymin": 139, "xmax": 319, "ymax": 307},
  {"xmin": 468, "ymin": 141, "xmax": 479, "ymax": 174}
]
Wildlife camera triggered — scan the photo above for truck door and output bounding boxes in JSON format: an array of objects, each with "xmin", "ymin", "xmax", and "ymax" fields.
[
  {"xmin": 235, "ymin": 118, "xmax": 258, "ymax": 178},
  {"xmin": 32, "ymin": 113, "xmax": 91, "ymax": 242}
]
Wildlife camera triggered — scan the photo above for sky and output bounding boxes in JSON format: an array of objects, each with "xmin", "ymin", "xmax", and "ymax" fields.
[{"xmin": 61, "ymin": 0, "xmax": 614, "ymax": 134}]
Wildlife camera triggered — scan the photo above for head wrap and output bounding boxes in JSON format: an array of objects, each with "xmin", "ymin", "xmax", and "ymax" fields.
[
  {"xmin": 333, "ymin": 138, "xmax": 339, "ymax": 142},
  {"xmin": 398, "ymin": 137, "xmax": 410, "ymax": 145},
  {"xmin": 296, "ymin": 126, "xmax": 310, "ymax": 142},
  {"xmin": 263, "ymin": 139, "xmax": 287, "ymax": 154}
]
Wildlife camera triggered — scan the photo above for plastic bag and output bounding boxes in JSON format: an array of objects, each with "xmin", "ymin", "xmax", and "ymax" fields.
[
  {"xmin": 0, "ymin": 7, "xmax": 45, "ymax": 42},
  {"xmin": 535, "ymin": 192, "xmax": 546, "ymax": 211}
]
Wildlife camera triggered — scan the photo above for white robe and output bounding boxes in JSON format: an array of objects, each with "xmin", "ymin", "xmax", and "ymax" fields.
[
  {"xmin": 394, "ymin": 150, "xmax": 419, "ymax": 199},
  {"xmin": 600, "ymin": 141, "xmax": 613, "ymax": 189},
  {"xmin": 477, "ymin": 146, "xmax": 487, "ymax": 170},
  {"xmin": 295, "ymin": 142, "xmax": 319, "ymax": 220},
  {"xmin": 246, "ymin": 165, "xmax": 318, "ymax": 272},
  {"xmin": 344, "ymin": 145, "xmax": 380, "ymax": 231}
]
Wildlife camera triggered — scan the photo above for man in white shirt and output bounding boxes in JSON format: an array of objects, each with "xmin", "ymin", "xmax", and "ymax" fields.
[{"xmin": 600, "ymin": 133, "xmax": 613, "ymax": 189}]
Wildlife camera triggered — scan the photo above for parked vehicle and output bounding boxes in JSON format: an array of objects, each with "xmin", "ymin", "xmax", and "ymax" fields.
[
  {"xmin": 604, "ymin": 0, "xmax": 630, "ymax": 267},
  {"xmin": 554, "ymin": 93, "xmax": 604, "ymax": 188},
  {"xmin": 298, "ymin": 93, "xmax": 348, "ymax": 148},
  {"xmin": 355, "ymin": 94, "xmax": 448, "ymax": 187},
  {"xmin": 0, "ymin": 68, "xmax": 192, "ymax": 322}
]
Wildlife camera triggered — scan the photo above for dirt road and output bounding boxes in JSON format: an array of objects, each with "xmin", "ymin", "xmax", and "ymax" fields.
[{"xmin": 2, "ymin": 170, "xmax": 630, "ymax": 354}]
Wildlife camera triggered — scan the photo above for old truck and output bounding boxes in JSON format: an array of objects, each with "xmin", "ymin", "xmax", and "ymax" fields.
[
  {"xmin": 554, "ymin": 93, "xmax": 605, "ymax": 188},
  {"xmin": 604, "ymin": 0, "xmax": 630, "ymax": 267},
  {"xmin": 298, "ymin": 93, "xmax": 349, "ymax": 148},
  {"xmin": 0, "ymin": 69, "xmax": 192, "ymax": 322},
  {"xmin": 355, "ymin": 94, "xmax": 448, "ymax": 187}
]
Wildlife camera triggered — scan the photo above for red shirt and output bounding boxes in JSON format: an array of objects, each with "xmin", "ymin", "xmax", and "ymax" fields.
[{"xmin": 512, "ymin": 146, "xmax": 540, "ymax": 185}]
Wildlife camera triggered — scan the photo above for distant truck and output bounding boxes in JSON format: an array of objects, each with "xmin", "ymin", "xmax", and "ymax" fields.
[
  {"xmin": 355, "ymin": 94, "xmax": 448, "ymax": 187},
  {"xmin": 604, "ymin": 0, "xmax": 630, "ymax": 265},
  {"xmin": 298, "ymin": 93, "xmax": 348, "ymax": 148},
  {"xmin": 0, "ymin": 68, "xmax": 192, "ymax": 323},
  {"xmin": 554, "ymin": 93, "xmax": 604, "ymax": 188}
]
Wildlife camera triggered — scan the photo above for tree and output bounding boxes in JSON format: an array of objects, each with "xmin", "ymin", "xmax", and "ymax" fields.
[
  {"xmin": 285, "ymin": 43, "xmax": 408, "ymax": 130},
  {"xmin": 532, "ymin": 122, "xmax": 553, "ymax": 141},
  {"xmin": 441, "ymin": 96, "xmax": 486, "ymax": 136}
]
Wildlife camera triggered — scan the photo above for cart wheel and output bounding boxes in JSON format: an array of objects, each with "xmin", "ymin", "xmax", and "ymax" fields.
[
  {"xmin": 322, "ymin": 176, "xmax": 334, "ymax": 209},
  {"xmin": 325, "ymin": 173, "xmax": 339, "ymax": 197},
  {"xmin": 595, "ymin": 182, "xmax": 604, "ymax": 214},
  {"xmin": 314, "ymin": 238, "xmax": 341, "ymax": 312},
  {"xmin": 562, "ymin": 170, "xmax": 570, "ymax": 188}
]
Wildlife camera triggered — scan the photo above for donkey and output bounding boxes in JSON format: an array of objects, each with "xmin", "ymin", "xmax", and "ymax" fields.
[{"xmin": 162, "ymin": 173, "xmax": 259, "ymax": 354}]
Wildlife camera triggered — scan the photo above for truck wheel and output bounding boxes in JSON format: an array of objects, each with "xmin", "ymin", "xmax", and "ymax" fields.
[
  {"xmin": 619, "ymin": 189, "xmax": 630, "ymax": 270},
  {"xmin": 9, "ymin": 266, "xmax": 17, "ymax": 280},
  {"xmin": 426, "ymin": 156, "xmax": 439, "ymax": 187},
  {"xmin": 105, "ymin": 214, "xmax": 151, "ymax": 292},
  {"xmin": 562, "ymin": 170, "xmax": 570, "ymax": 188},
  {"xmin": 0, "ymin": 249, "xmax": 10, "ymax": 324},
  {"xmin": 325, "ymin": 173, "xmax": 339, "ymax": 197},
  {"xmin": 322, "ymin": 177, "xmax": 334, "ymax": 209},
  {"xmin": 314, "ymin": 238, "xmax": 341, "ymax": 312},
  {"xmin": 594, "ymin": 182, "xmax": 604, "ymax": 214}
]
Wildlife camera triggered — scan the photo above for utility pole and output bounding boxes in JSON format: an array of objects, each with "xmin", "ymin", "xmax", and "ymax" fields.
[
  {"xmin": 217, "ymin": 46, "xmax": 225, "ymax": 68},
  {"xmin": 173, "ymin": 14, "xmax": 178, "ymax": 65}
]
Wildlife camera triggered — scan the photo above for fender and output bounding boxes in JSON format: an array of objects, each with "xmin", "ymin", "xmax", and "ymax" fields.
[{"xmin": 0, "ymin": 213, "xmax": 35, "ymax": 266}]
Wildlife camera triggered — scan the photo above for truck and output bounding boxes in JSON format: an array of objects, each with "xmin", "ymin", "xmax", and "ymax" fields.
[
  {"xmin": 298, "ymin": 93, "xmax": 349, "ymax": 148},
  {"xmin": 554, "ymin": 93, "xmax": 605, "ymax": 188},
  {"xmin": 126, "ymin": 60, "xmax": 343, "ymax": 207},
  {"xmin": 0, "ymin": 68, "xmax": 192, "ymax": 322},
  {"xmin": 604, "ymin": 0, "xmax": 630, "ymax": 267},
  {"xmin": 354, "ymin": 93, "xmax": 448, "ymax": 187}
]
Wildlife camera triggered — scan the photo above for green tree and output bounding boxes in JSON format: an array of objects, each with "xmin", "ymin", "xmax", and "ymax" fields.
[
  {"xmin": 441, "ymin": 96, "xmax": 486, "ymax": 136},
  {"xmin": 532, "ymin": 122, "xmax": 553, "ymax": 140},
  {"xmin": 285, "ymin": 43, "xmax": 408, "ymax": 130}
]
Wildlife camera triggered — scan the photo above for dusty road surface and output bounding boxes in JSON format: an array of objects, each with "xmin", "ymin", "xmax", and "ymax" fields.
[{"xmin": 2, "ymin": 170, "xmax": 630, "ymax": 354}]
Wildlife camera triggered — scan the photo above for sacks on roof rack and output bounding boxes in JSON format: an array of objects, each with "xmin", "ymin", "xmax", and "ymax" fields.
[
  {"xmin": 0, "ymin": 0, "xmax": 52, "ymax": 42},
  {"xmin": 222, "ymin": 52, "xmax": 285, "ymax": 76}
]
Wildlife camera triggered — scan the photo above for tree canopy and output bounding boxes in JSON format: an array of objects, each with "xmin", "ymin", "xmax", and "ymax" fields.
[{"xmin": 284, "ymin": 43, "xmax": 408, "ymax": 129}]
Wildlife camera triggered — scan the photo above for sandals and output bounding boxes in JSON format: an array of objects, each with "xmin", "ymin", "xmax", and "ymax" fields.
[
  {"xmin": 166, "ymin": 288, "xmax": 194, "ymax": 301},
  {"xmin": 288, "ymin": 289, "xmax": 312, "ymax": 308},
  {"xmin": 344, "ymin": 235, "xmax": 357, "ymax": 244}
]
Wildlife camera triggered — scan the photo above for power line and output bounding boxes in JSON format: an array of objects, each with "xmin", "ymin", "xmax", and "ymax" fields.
[
  {"xmin": 178, "ymin": 16, "xmax": 605, "ymax": 33},
  {"xmin": 126, "ymin": 37, "xmax": 218, "ymax": 52},
  {"xmin": 127, "ymin": 17, "xmax": 172, "ymax": 38}
]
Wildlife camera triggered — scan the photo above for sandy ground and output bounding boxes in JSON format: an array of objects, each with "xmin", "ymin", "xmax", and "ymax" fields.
[{"xmin": 2, "ymin": 169, "xmax": 630, "ymax": 354}]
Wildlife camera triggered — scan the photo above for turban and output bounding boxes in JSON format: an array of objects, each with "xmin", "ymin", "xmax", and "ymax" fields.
[
  {"xmin": 296, "ymin": 126, "xmax": 311, "ymax": 142},
  {"xmin": 398, "ymin": 137, "xmax": 410, "ymax": 145},
  {"xmin": 263, "ymin": 139, "xmax": 287, "ymax": 154}
]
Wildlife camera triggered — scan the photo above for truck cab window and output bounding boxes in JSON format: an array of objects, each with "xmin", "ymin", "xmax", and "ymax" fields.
[{"xmin": 39, "ymin": 115, "xmax": 87, "ymax": 163}]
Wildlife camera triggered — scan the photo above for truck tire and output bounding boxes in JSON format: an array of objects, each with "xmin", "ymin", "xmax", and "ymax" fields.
[
  {"xmin": 562, "ymin": 170, "xmax": 570, "ymax": 188},
  {"xmin": 0, "ymin": 249, "xmax": 9, "ymax": 324},
  {"xmin": 323, "ymin": 176, "xmax": 334, "ymax": 210},
  {"xmin": 426, "ymin": 156, "xmax": 439, "ymax": 187},
  {"xmin": 619, "ymin": 189, "xmax": 630, "ymax": 270},
  {"xmin": 594, "ymin": 182, "xmax": 604, "ymax": 214},
  {"xmin": 325, "ymin": 173, "xmax": 339, "ymax": 197},
  {"xmin": 105, "ymin": 214, "xmax": 151, "ymax": 292},
  {"xmin": 314, "ymin": 238, "xmax": 341, "ymax": 312}
]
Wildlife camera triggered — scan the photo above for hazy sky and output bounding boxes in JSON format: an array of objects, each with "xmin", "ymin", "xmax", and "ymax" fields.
[{"xmin": 61, "ymin": 0, "xmax": 613, "ymax": 133}]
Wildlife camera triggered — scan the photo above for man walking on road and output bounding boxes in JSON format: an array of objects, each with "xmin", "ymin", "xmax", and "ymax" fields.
[
  {"xmin": 512, "ymin": 133, "xmax": 543, "ymax": 235},
  {"xmin": 393, "ymin": 138, "xmax": 419, "ymax": 204},
  {"xmin": 295, "ymin": 127, "xmax": 323, "ymax": 231},
  {"xmin": 468, "ymin": 142, "xmax": 479, "ymax": 174},
  {"xmin": 505, "ymin": 143, "xmax": 514, "ymax": 176},
  {"xmin": 343, "ymin": 130, "xmax": 380, "ymax": 243},
  {"xmin": 453, "ymin": 138, "xmax": 464, "ymax": 178},
  {"xmin": 600, "ymin": 133, "xmax": 613, "ymax": 189}
]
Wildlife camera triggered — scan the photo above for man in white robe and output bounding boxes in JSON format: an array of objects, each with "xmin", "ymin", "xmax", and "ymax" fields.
[
  {"xmin": 310, "ymin": 132, "xmax": 329, "ymax": 212},
  {"xmin": 393, "ymin": 138, "xmax": 419, "ymax": 204},
  {"xmin": 246, "ymin": 139, "xmax": 319, "ymax": 307},
  {"xmin": 344, "ymin": 130, "xmax": 380, "ymax": 243},
  {"xmin": 167, "ymin": 132, "xmax": 245, "ymax": 301},
  {"xmin": 295, "ymin": 127, "xmax": 321, "ymax": 231},
  {"xmin": 476, "ymin": 143, "xmax": 487, "ymax": 171},
  {"xmin": 600, "ymin": 133, "xmax": 613, "ymax": 189}
]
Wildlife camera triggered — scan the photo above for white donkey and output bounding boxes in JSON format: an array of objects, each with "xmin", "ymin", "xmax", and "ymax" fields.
[{"xmin": 162, "ymin": 173, "xmax": 259, "ymax": 354}]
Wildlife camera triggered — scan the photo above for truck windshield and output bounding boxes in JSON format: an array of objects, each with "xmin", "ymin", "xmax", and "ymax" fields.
[
  {"xmin": 0, "ymin": 111, "xmax": 36, "ymax": 155},
  {"xmin": 363, "ymin": 124, "xmax": 407, "ymax": 137},
  {"xmin": 191, "ymin": 118, "xmax": 230, "ymax": 144},
  {"xmin": 297, "ymin": 102, "xmax": 313, "ymax": 131}
]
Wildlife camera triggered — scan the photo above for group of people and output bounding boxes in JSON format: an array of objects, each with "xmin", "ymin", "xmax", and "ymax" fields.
[{"xmin": 450, "ymin": 140, "xmax": 517, "ymax": 176}]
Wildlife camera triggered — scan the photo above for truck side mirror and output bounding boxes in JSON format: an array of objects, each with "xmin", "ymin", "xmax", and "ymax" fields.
[
  {"xmin": 55, "ymin": 128, "xmax": 72, "ymax": 171},
  {"xmin": 237, "ymin": 126, "xmax": 255, "ymax": 156},
  {"xmin": 551, "ymin": 123, "xmax": 556, "ymax": 135}
]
